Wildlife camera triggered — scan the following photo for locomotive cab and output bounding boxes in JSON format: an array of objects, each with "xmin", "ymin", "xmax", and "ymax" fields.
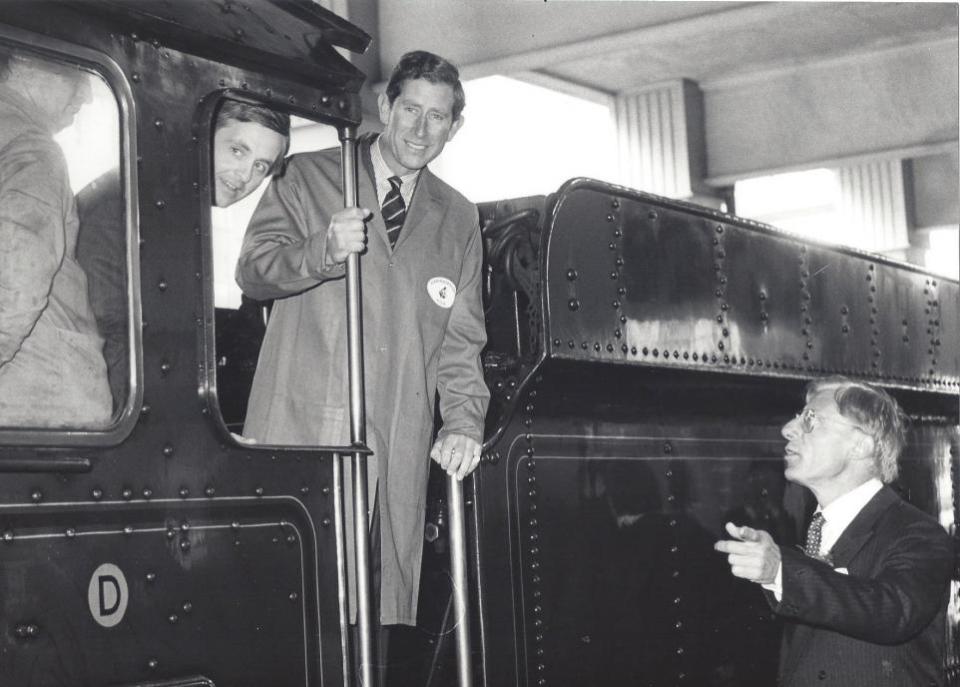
[{"xmin": 0, "ymin": 2, "xmax": 371, "ymax": 685}]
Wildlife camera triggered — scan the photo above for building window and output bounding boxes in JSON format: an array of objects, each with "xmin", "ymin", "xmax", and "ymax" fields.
[
  {"xmin": 735, "ymin": 163, "xmax": 958, "ymax": 279},
  {"xmin": 430, "ymin": 75, "xmax": 618, "ymax": 202},
  {"xmin": 734, "ymin": 168, "xmax": 843, "ymax": 244},
  {"xmin": 919, "ymin": 226, "xmax": 960, "ymax": 279}
]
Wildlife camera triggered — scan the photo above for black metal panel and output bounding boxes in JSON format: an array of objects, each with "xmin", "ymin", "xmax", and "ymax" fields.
[
  {"xmin": 474, "ymin": 362, "xmax": 801, "ymax": 687},
  {"xmin": 473, "ymin": 359, "xmax": 959, "ymax": 687},
  {"xmin": 514, "ymin": 452, "xmax": 784, "ymax": 687},
  {"xmin": 931, "ymin": 275, "xmax": 958, "ymax": 379},
  {"xmin": 717, "ymin": 222, "xmax": 807, "ymax": 368},
  {"xmin": 3, "ymin": 0, "xmax": 369, "ymax": 93},
  {"xmin": 543, "ymin": 179, "xmax": 959, "ymax": 392},
  {"xmin": 0, "ymin": 499, "xmax": 319, "ymax": 685},
  {"xmin": 0, "ymin": 3, "xmax": 365, "ymax": 126}
]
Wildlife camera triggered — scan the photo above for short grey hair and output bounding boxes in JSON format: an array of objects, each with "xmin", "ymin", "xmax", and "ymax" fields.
[
  {"xmin": 806, "ymin": 376, "xmax": 907, "ymax": 483},
  {"xmin": 385, "ymin": 50, "xmax": 465, "ymax": 121}
]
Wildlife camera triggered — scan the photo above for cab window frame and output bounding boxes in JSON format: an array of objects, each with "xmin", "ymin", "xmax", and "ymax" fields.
[{"xmin": 199, "ymin": 95, "xmax": 355, "ymax": 452}]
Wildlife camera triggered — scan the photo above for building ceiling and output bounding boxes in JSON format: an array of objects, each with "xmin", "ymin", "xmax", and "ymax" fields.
[
  {"xmin": 381, "ymin": 2, "xmax": 959, "ymax": 96},
  {"xmin": 535, "ymin": 2, "xmax": 958, "ymax": 94}
]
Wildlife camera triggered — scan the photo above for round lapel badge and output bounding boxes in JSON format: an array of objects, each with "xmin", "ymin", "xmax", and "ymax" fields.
[{"xmin": 427, "ymin": 277, "xmax": 456, "ymax": 309}]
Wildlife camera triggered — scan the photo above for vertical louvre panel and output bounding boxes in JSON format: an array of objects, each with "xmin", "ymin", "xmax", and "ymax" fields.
[
  {"xmin": 614, "ymin": 80, "xmax": 703, "ymax": 199},
  {"xmin": 666, "ymin": 85, "xmax": 682, "ymax": 195},
  {"xmin": 839, "ymin": 159, "xmax": 909, "ymax": 252}
]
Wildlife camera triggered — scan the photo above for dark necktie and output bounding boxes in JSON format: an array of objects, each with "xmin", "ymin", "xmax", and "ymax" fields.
[
  {"xmin": 382, "ymin": 175, "xmax": 406, "ymax": 248},
  {"xmin": 803, "ymin": 512, "xmax": 825, "ymax": 558}
]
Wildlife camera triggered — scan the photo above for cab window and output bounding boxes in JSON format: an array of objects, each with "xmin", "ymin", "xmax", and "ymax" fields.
[
  {"xmin": 0, "ymin": 42, "xmax": 130, "ymax": 432},
  {"xmin": 210, "ymin": 105, "xmax": 338, "ymax": 435}
]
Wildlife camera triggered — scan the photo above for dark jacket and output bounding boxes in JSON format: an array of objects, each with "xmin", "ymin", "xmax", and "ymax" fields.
[{"xmin": 770, "ymin": 486, "xmax": 952, "ymax": 686}]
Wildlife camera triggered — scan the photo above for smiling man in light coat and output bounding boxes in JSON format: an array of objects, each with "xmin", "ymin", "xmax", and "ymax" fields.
[{"xmin": 236, "ymin": 51, "xmax": 489, "ymax": 645}]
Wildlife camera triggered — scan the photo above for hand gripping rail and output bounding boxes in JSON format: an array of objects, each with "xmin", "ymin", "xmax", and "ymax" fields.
[{"xmin": 339, "ymin": 127, "xmax": 375, "ymax": 687}]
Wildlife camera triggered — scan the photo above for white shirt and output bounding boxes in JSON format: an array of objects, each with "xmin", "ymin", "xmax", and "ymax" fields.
[
  {"xmin": 764, "ymin": 478, "xmax": 883, "ymax": 599},
  {"xmin": 818, "ymin": 478, "xmax": 884, "ymax": 555},
  {"xmin": 371, "ymin": 137, "xmax": 418, "ymax": 208}
]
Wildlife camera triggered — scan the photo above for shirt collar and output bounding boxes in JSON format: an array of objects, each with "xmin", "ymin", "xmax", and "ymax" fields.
[
  {"xmin": 819, "ymin": 477, "xmax": 883, "ymax": 553},
  {"xmin": 372, "ymin": 136, "xmax": 419, "ymax": 204}
]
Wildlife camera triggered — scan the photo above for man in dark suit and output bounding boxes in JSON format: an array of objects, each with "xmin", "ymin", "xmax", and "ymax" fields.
[
  {"xmin": 715, "ymin": 376, "xmax": 952, "ymax": 686},
  {"xmin": 236, "ymin": 49, "xmax": 488, "ymax": 654}
]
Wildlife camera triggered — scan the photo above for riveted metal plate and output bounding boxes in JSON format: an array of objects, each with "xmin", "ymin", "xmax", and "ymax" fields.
[
  {"xmin": 507, "ymin": 434, "xmax": 788, "ymax": 686},
  {"xmin": 473, "ymin": 357, "xmax": 957, "ymax": 686},
  {"xmin": 0, "ymin": 498, "xmax": 318, "ymax": 686},
  {"xmin": 543, "ymin": 179, "xmax": 959, "ymax": 389}
]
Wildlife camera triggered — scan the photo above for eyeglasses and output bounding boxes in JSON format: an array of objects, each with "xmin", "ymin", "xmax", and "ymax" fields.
[{"xmin": 794, "ymin": 407, "xmax": 866, "ymax": 434}]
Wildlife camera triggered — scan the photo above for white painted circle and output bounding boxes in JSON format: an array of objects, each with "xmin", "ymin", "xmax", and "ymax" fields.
[{"xmin": 87, "ymin": 563, "xmax": 129, "ymax": 628}]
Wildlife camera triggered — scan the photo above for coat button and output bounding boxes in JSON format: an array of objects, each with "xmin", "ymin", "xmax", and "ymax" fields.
[{"xmin": 818, "ymin": 670, "xmax": 827, "ymax": 680}]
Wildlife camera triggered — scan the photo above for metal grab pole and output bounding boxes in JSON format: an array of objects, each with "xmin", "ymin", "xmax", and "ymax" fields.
[
  {"xmin": 340, "ymin": 126, "xmax": 375, "ymax": 687},
  {"xmin": 334, "ymin": 453, "xmax": 353, "ymax": 687},
  {"xmin": 447, "ymin": 474, "xmax": 474, "ymax": 687}
]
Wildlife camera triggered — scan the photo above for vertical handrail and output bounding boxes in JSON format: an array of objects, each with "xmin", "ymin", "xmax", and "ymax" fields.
[
  {"xmin": 340, "ymin": 126, "xmax": 375, "ymax": 687},
  {"xmin": 334, "ymin": 453, "xmax": 352, "ymax": 687},
  {"xmin": 447, "ymin": 474, "xmax": 474, "ymax": 687}
]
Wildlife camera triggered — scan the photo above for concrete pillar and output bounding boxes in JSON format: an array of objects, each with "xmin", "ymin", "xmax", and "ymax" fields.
[{"xmin": 614, "ymin": 79, "xmax": 720, "ymax": 207}]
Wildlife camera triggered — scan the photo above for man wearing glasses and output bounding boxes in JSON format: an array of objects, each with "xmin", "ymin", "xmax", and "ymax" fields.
[{"xmin": 715, "ymin": 376, "xmax": 951, "ymax": 687}]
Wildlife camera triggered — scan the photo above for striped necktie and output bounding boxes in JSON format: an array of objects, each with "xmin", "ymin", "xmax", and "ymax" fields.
[
  {"xmin": 382, "ymin": 175, "xmax": 406, "ymax": 248},
  {"xmin": 803, "ymin": 512, "xmax": 825, "ymax": 558}
]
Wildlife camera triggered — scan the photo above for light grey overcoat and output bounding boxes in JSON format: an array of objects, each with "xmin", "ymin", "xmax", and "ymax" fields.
[
  {"xmin": 236, "ymin": 136, "xmax": 489, "ymax": 625},
  {"xmin": 0, "ymin": 85, "xmax": 111, "ymax": 428}
]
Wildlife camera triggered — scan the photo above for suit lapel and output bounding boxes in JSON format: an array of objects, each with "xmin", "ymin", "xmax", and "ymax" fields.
[
  {"xmin": 826, "ymin": 486, "xmax": 898, "ymax": 567},
  {"xmin": 395, "ymin": 166, "xmax": 444, "ymax": 252}
]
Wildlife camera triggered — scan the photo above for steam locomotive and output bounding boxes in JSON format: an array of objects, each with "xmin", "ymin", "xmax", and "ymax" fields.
[{"xmin": 0, "ymin": 2, "xmax": 955, "ymax": 686}]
